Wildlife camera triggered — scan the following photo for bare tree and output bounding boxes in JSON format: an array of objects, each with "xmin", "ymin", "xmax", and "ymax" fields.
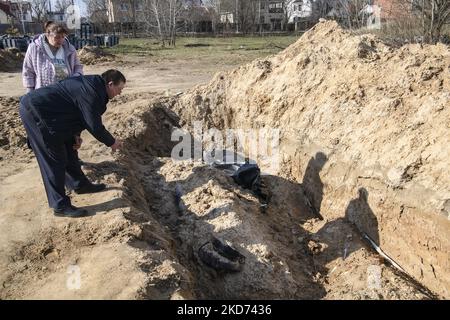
[
  {"xmin": 203, "ymin": 1, "xmax": 220, "ymax": 33},
  {"xmin": 311, "ymin": 0, "xmax": 333, "ymax": 20},
  {"xmin": 238, "ymin": 0, "xmax": 261, "ymax": 33},
  {"xmin": 30, "ymin": 0, "xmax": 49, "ymax": 23},
  {"xmin": 127, "ymin": 0, "xmax": 138, "ymax": 37},
  {"xmin": 181, "ymin": 0, "xmax": 218, "ymax": 33},
  {"xmin": 108, "ymin": 0, "xmax": 139, "ymax": 37},
  {"xmin": 335, "ymin": 0, "xmax": 367, "ymax": 29},
  {"xmin": 83, "ymin": 0, "xmax": 108, "ymax": 23},
  {"xmin": 213, "ymin": 0, "xmax": 240, "ymax": 32},
  {"xmin": 312, "ymin": 0, "xmax": 449, "ymax": 43},
  {"xmin": 143, "ymin": 0, "xmax": 183, "ymax": 46},
  {"xmin": 410, "ymin": 0, "xmax": 450, "ymax": 43},
  {"xmin": 309, "ymin": 0, "xmax": 376, "ymax": 29},
  {"xmin": 371, "ymin": 0, "xmax": 450, "ymax": 43},
  {"xmin": 283, "ymin": 0, "xmax": 300, "ymax": 30},
  {"xmin": 215, "ymin": 0, "xmax": 260, "ymax": 33},
  {"xmin": 83, "ymin": 0, "xmax": 109, "ymax": 33},
  {"xmin": 54, "ymin": 0, "xmax": 73, "ymax": 12}
]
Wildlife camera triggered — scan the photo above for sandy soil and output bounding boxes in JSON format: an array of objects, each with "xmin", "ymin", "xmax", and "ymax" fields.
[
  {"xmin": 0, "ymin": 93, "xmax": 436, "ymax": 300},
  {"xmin": 173, "ymin": 20, "xmax": 450, "ymax": 298},
  {"xmin": 0, "ymin": 49, "xmax": 267, "ymax": 299},
  {"xmin": 0, "ymin": 22, "xmax": 447, "ymax": 299}
]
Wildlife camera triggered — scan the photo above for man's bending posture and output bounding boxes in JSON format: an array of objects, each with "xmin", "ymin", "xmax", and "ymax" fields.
[{"xmin": 19, "ymin": 69, "xmax": 125, "ymax": 217}]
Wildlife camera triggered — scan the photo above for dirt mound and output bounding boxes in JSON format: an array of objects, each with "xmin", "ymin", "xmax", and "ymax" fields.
[
  {"xmin": 78, "ymin": 46, "xmax": 116, "ymax": 65},
  {"xmin": 0, "ymin": 97, "xmax": 30, "ymax": 162},
  {"xmin": 0, "ymin": 48, "xmax": 24, "ymax": 72},
  {"xmin": 172, "ymin": 20, "xmax": 450, "ymax": 297}
]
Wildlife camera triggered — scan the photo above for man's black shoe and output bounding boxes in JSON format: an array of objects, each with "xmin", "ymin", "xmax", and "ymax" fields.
[
  {"xmin": 74, "ymin": 183, "xmax": 106, "ymax": 194},
  {"xmin": 54, "ymin": 205, "xmax": 88, "ymax": 218}
]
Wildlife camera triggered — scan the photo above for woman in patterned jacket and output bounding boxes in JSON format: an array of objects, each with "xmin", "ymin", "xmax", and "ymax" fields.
[{"xmin": 22, "ymin": 21, "xmax": 83, "ymax": 92}]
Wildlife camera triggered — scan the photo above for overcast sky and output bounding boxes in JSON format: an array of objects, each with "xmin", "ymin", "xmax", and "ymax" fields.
[{"xmin": 75, "ymin": 0, "xmax": 87, "ymax": 16}]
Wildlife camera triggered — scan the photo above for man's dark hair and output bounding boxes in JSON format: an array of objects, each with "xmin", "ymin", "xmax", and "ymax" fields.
[{"xmin": 101, "ymin": 69, "xmax": 126, "ymax": 85}]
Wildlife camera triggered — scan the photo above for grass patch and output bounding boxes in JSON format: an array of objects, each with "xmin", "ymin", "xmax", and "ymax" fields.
[{"xmin": 104, "ymin": 35, "xmax": 300, "ymax": 62}]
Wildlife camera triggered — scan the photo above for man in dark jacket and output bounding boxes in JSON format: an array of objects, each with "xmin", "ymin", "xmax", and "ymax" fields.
[{"xmin": 19, "ymin": 69, "xmax": 125, "ymax": 218}]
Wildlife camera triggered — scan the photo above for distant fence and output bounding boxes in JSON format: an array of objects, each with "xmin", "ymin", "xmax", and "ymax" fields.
[
  {"xmin": 0, "ymin": 36, "xmax": 32, "ymax": 51},
  {"xmin": 68, "ymin": 35, "xmax": 120, "ymax": 49},
  {"xmin": 1, "ymin": 34, "xmax": 119, "ymax": 52},
  {"xmin": 69, "ymin": 23, "xmax": 120, "ymax": 49}
]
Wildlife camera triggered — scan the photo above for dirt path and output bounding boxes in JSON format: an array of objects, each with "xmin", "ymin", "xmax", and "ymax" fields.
[{"xmin": 0, "ymin": 55, "xmax": 245, "ymax": 97}]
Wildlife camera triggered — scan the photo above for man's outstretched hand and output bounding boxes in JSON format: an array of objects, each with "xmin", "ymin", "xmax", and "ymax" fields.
[
  {"xmin": 73, "ymin": 135, "xmax": 83, "ymax": 150},
  {"xmin": 111, "ymin": 139, "xmax": 123, "ymax": 153}
]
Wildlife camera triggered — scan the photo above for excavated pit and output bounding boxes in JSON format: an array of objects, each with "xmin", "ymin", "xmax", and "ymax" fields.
[
  {"xmin": 0, "ymin": 90, "xmax": 437, "ymax": 299},
  {"xmin": 167, "ymin": 20, "xmax": 449, "ymax": 298},
  {"xmin": 115, "ymin": 21, "xmax": 449, "ymax": 299},
  {"xmin": 113, "ymin": 93, "xmax": 436, "ymax": 299}
]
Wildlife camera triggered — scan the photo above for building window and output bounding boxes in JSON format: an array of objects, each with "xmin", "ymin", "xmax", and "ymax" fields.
[
  {"xmin": 271, "ymin": 18, "xmax": 282, "ymax": 30},
  {"xmin": 120, "ymin": 3, "xmax": 129, "ymax": 11},
  {"xmin": 268, "ymin": 2, "xmax": 283, "ymax": 13},
  {"xmin": 220, "ymin": 12, "xmax": 234, "ymax": 24}
]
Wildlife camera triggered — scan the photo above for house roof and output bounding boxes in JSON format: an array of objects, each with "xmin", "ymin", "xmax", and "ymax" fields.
[{"xmin": 0, "ymin": 2, "xmax": 15, "ymax": 17}]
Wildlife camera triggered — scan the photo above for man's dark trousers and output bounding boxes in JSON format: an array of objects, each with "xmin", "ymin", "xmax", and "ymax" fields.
[{"xmin": 19, "ymin": 103, "xmax": 89, "ymax": 210}]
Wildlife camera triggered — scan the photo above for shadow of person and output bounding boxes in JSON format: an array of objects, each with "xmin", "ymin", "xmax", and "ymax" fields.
[
  {"xmin": 301, "ymin": 152, "xmax": 328, "ymax": 220},
  {"xmin": 308, "ymin": 187, "xmax": 380, "ymax": 276},
  {"xmin": 82, "ymin": 198, "xmax": 128, "ymax": 216},
  {"xmin": 344, "ymin": 187, "xmax": 380, "ymax": 246}
]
